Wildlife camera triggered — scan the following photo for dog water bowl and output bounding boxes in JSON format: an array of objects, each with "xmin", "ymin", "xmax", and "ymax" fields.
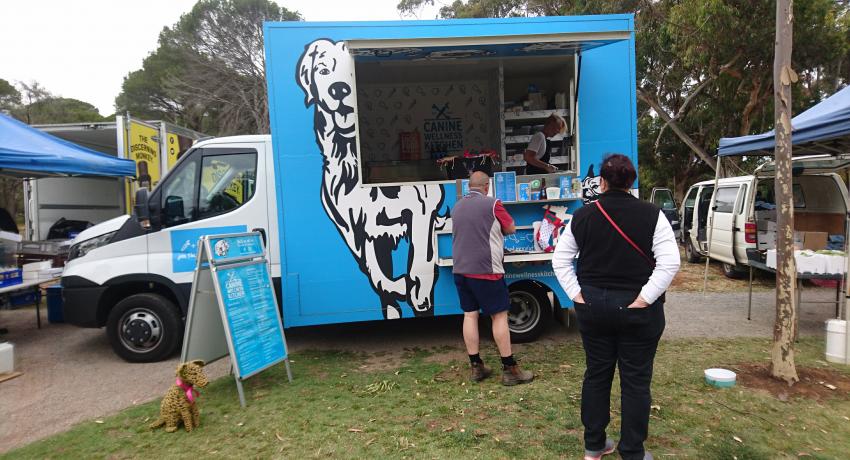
[{"xmin": 704, "ymin": 368, "xmax": 736, "ymax": 388}]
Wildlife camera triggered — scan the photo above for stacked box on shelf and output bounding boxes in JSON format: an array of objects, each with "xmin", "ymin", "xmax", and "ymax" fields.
[{"xmin": 0, "ymin": 268, "xmax": 22, "ymax": 288}]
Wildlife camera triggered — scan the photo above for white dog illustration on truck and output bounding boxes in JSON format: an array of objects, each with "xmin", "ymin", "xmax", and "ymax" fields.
[{"xmin": 297, "ymin": 39, "xmax": 447, "ymax": 319}]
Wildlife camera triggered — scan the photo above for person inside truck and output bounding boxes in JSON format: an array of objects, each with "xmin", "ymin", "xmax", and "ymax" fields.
[{"xmin": 523, "ymin": 114, "xmax": 566, "ymax": 175}]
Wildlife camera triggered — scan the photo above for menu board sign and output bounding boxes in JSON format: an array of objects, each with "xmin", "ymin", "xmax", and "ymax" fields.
[
  {"xmin": 494, "ymin": 172, "xmax": 517, "ymax": 202},
  {"xmin": 216, "ymin": 261, "xmax": 287, "ymax": 377},
  {"xmin": 209, "ymin": 233, "xmax": 264, "ymax": 263},
  {"xmin": 181, "ymin": 232, "xmax": 292, "ymax": 407}
]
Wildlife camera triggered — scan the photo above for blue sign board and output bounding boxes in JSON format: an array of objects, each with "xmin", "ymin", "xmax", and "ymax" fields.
[
  {"xmin": 495, "ymin": 171, "xmax": 517, "ymax": 202},
  {"xmin": 171, "ymin": 225, "xmax": 247, "ymax": 272},
  {"xmin": 216, "ymin": 261, "xmax": 287, "ymax": 378},
  {"xmin": 209, "ymin": 233, "xmax": 264, "ymax": 262},
  {"xmin": 504, "ymin": 228, "xmax": 536, "ymax": 252}
]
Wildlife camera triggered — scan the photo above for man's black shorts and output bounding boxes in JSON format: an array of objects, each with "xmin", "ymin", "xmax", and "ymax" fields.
[{"xmin": 453, "ymin": 274, "xmax": 511, "ymax": 316}]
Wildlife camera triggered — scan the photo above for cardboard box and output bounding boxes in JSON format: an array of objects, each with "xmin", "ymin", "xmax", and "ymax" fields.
[
  {"xmin": 801, "ymin": 231, "xmax": 828, "ymax": 250},
  {"xmin": 757, "ymin": 231, "xmax": 775, "ymax": 250}
]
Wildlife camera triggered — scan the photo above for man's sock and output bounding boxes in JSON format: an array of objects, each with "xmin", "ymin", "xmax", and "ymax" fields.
[
  {"xmin": 469, "ymin": 353, "xmax": 483, "ymax": 365},
  {"xmin": 501, "ymin": 355, "xmax": 517, "ymax": 369}
]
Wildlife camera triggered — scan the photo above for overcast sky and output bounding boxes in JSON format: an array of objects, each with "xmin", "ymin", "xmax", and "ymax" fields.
[{"xmin": 0, "ymin": 0, "xmax": 441, "ymax": 116}]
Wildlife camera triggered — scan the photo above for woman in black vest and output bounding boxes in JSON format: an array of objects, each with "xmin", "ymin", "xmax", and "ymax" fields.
[{"xmin": 552, "ymin": 154, "xmax": 680, "ymax": 460}]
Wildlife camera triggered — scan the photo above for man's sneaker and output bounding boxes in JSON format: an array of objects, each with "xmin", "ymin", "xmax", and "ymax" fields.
[
  {"xmin": 501, "ymin": 364, "xmax": 534, "ymax": 386},
  {"xmin": 470, "ymin": 362, "xmax": 492, "ymax": 382},
  {"xmin": 584, "ymin": 438, "xmax": 615, "ymax": 460}
]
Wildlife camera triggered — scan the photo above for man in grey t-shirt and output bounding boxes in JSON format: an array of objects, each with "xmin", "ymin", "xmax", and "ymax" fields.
[{"xmin": 523, "ymin": 114, "xmax": 566, "ymax": 175}]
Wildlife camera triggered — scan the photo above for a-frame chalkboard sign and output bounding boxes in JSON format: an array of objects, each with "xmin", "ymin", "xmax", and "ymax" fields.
[{"xmin": 181, "ymin": 232, "xmax": 292, "ymax": 407}]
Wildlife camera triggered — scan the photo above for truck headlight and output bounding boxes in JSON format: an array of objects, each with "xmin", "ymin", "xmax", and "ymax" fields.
[{"xmin": 68, "ymin": 232, "xmax": 116, "ymax": 261}]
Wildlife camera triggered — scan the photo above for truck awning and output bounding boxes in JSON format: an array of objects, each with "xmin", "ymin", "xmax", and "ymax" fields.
[
  {"xmin": 346, "ymin": 32, "xmax": 629, "ymax": 61},
  {"xmin": 718, "ymin": 85, "xmax": 850, "ymax": 157},
  {"xmin": 0, "ymin": 113, "xmax": 136, "ymax": 178}
]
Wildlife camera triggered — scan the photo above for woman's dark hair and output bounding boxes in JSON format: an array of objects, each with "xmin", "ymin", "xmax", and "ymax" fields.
[{"xmin": 599, "ymin": 153, "xmax": 636, "ymax": 190}]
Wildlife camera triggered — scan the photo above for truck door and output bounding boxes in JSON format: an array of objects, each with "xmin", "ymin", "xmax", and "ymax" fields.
[
  {"xmin": 146, "ymin": 142, "xmax": 269, "ymax": 306},
  {"xmin": 732, "ymin": 183, "xmax": 751, "ymax": 263},
  {"xmin": 650, "ymin": 187, "xmax": 679, "ymax": 236},
  {"xmin": 682, "ymin": 186, "xmax": 698, "ymax": 241},
  {"xmin": 696, "ymin": 185, "xmax": 714, "ymax": 245},
  {"xmin": 707, "ymin": 185, "xmax": 740, "ymax": 264}
]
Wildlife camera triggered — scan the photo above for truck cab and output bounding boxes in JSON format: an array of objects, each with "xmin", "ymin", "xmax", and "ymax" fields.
[{"xmin": 61, "ymin": 135, "xmax": 277, "ymax": 362}]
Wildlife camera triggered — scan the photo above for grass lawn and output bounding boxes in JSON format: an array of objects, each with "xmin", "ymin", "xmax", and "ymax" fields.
[{"xmin": 6, "ymin": 337, "xmax": 850, "ymax": 459}]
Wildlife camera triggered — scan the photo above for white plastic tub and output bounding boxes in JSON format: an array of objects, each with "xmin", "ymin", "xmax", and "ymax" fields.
[
  {"xmin": 704, "ymin": 368, "xmax": 736, "ymax": 388},
  {"xmin": 0, "ymin": 342, "xmax": 14, "ymax": 373},
  {"xmin": 825, "ymin": 319, "xmax": 847, "ymax": 363}
]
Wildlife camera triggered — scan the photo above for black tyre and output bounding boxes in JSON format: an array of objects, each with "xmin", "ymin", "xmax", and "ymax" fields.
[
  {"xmin": 508, "ymin": 285, "xmax": 552, "ymax": 343},
  {"xmin": 106, "ymin": 293, "xmax": 183, "ymax": 363},
  {"xmin": 685, "ymin": 239, "xmax": 701, "ymax": 263},
  {"xmin": 722, "ymin": 262, "xmax": 747, "ymax": 279}
]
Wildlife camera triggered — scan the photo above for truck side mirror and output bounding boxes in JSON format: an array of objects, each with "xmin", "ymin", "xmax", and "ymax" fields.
[{"xmin": 134, "ymin": 188, "xmax": 151, "ymax": 228}]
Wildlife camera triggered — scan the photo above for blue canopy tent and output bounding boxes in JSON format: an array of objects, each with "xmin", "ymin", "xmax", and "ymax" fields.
[
  {"xmin": 718, "ymin": 85, "xmax": 850, "ymax": 157},
  {"xmin": 0, "ymin": 113, "xmax": 135, "ymax": 178},
  {"xmin": 714, "ymin": 87, "xmax": 850, "ymax": 364}
]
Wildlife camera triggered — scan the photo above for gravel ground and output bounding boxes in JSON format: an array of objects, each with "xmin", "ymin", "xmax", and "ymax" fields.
[{"xmin": 0, "ymin": 287, "xmax": 843, "ymax": 452}]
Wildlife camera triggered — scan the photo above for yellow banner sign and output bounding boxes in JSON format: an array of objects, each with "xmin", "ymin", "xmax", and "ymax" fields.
[
  {"xmin": 125, "ymin": 120, "xmax": 161, "ymax": 213},
  {"xmin": 129, "ymin": 121, "xmax": 161, "ymax": 190}
]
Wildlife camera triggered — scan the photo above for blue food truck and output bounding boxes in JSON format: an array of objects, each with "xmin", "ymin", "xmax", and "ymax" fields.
[{"xmin": 60, "ymin": 14, "xmax": 638, "ymax": 361}]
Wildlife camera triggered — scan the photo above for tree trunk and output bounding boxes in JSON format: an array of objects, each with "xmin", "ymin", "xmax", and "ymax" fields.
[{"xmin": 771, "ymin": 0, "xmax": 799, "ymax": 385}]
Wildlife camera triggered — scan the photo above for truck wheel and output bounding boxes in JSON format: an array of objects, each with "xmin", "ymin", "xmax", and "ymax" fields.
[
  {"xmin": 508, "ymin": 285, "xmax": 552, "ymax": 343},
  {"xmin": 106, "ymin": 293, "xmax": 182, "ymax": 363},
  {"xmin": 722, "ymin": 262, "xmax": 747, "ymax": 279},
  {"xmin": 685, "ymin": 240, "xmax": 701, "ymax": 263}
]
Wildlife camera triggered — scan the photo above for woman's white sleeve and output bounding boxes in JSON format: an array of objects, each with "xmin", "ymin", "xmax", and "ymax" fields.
[
  {"xmin": 552, "ymin": 223, "xmax": 581, "ymax": 301},
  {"xmin": 639, "ymin": 211, "xmax": 681, "ymax": 303}
]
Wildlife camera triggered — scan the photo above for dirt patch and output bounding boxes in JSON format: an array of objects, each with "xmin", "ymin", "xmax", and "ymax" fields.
[
  {"xmin": 734, "ymin": 363, "xmax": 850, "ymax": 400},
  {"xmin": 356, "ymin": 352, "xmax": 407, "ymax": 372},
  {"xmin": 669, "ymin": 249, "xmax": 775, "ymax": 293},
  {"xmin": 434, "ymin": 364, "xmax": 466, "ymax": 382},
  {"xmin": 423, "ymin": 349, "xmax": 463, "ymax": 366}
]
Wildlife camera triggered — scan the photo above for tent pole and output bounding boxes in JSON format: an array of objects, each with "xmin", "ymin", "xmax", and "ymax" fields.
[
  {"xmin": 703, "ymin": 157, "xmax": 722, "ymax": 296},
  {"xmin": 844, "ymin": 206, "xmax": 850, "ymax": 365}
]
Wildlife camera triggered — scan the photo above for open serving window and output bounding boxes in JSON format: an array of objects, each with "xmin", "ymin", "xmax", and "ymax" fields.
[{"xmin": 347, "ymin": 33, "xmax": 625, "ymax": 185}]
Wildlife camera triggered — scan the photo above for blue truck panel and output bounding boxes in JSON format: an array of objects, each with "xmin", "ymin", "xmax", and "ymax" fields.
[{"xmin": 264, "ymin": 15, "xmax": 636, "ymax": 327}]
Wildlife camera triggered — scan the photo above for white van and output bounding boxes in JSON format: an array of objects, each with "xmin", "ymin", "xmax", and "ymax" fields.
[{"xmin": 681, "ymin": 156, "xmax": 849, "ymax": 277}]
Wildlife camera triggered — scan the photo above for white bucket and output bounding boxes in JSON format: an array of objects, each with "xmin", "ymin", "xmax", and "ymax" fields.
[
  {"xmin": 704, "ymin": 368, "xmax": 736, "ymax": 388},
  {"xmin": 825, "ymin": 319, "xmax": 847, "ymax": 363},
  {"xmin": 546, "ymin": 187, "xmax": 561, "ymax": 199}
]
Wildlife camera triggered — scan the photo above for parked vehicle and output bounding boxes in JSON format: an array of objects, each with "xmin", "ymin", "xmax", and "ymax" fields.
[
  {"xmin": 649, "ymin": 187, "xmax": 680, "ymax": 238},
  {"xmin": 26, "ymin": 118, "xmax": 204, "ymax": 241},
  {"xmin": 61, "ymin": 14, "xmax": 640, "ymax": 362},
  {"xmin": 680, "ymin": 156, "xmax": 850, "ymax": 278}
]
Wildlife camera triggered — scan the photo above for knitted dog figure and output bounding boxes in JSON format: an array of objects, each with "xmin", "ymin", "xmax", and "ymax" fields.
[{"xmin": 149, "ymin": 360, "xmax": 209, "ymax": 433}]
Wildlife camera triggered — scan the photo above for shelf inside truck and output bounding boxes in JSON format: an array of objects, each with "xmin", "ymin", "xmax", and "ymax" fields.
[
  {"xmin": 504, "ymin": 109, "xmax": 569, "ymax": 121},
  {"xmin": 437, "ymin": 252, "xmax": 553, "ymax": 267}
]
